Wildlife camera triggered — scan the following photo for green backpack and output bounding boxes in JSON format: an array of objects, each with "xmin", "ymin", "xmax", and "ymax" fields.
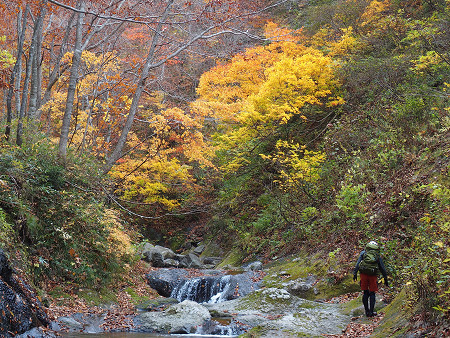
[{"xmin": 359, "ymin": 243, "xmax": 380, "ymax": 275}]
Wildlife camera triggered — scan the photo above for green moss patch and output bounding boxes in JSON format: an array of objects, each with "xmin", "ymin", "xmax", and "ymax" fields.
[
  {"xmin": 370, "ymin": 288, "xmax": 414, "ymax": 337},
  {"xmin": 77, "ymin": 287, "xmax": 118, "ymax": 306},
  {"xmin": 262, "ymin": 253, "xmax": 360, "ymax": 301}
]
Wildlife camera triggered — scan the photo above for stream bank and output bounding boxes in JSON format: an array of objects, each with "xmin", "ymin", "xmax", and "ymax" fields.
[{"xmin": 6, "ymin": 244, "xmax": 427, "ymax": 337}]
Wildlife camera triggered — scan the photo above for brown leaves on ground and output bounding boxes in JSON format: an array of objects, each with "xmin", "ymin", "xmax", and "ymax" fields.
[
  {"xmin": 46, "ymin": 261, "xmax": 158, "ymax": 332},
  {"xmin": 325, "ymin": 314, "xmax": 384, "ymax": 338}
]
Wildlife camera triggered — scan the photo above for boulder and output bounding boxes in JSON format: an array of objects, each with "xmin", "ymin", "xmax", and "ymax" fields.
[
  {"xmin": 243, "ymin": 261, "xmax": 263, "ymax": 271},
  {"xmin": 283, "ymin": 275, "xmax": 318, "ymax": 297},
  {"xmin": 136, "ymin": 297, "xmax": 179, "ymax": 311},
  {"xmin": 193, "ymin": 244, "xmax": 205, "ymax": 255},
  {"xmin": 202, "ymin": 257, "xmax": 222, "ymax": 266},
  {"xmin": 142, "ymin": 245, "xmax": 177, "ymax": 267},
  {"xmin": 0, "ymin": 249, "xmax": 49, "ymax": 337},
  {"xmin": 163, "ymin": 258, "xmax": 180, "ymax": 268},
  {"xmin": 180, "ymin": 253, "xmax": 204, "ymax": 269},
  {"xmin": 146, "ymin": 268, "xmax": 192, "ymax": 297},
  {"xmin": 137, "ymin": 300, "xmax": 211, "ymax": 334},
  {"xmin": 205, "ymin": 287, "xmax": 351, "ymax": 337}
]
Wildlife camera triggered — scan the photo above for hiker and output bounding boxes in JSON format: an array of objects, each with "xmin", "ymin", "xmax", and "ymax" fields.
[{"xmin": 353, "ymin": 240, "xmax": 388, "ymax": 317}]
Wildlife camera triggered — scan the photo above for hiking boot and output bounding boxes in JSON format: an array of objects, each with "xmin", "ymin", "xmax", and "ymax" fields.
[{"xmin": 369, "ymin": 311, "xmax": 377, "ymax": 317}]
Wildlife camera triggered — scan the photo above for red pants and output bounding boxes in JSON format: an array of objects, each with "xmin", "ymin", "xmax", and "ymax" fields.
[{"xmin": 360, "ymin": 273, "xmax": 378, "ymax": 292}]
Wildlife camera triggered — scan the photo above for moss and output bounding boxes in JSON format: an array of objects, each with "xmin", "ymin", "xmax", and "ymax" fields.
[
  {"xmin": 77, "ymin": 287, "xmax": 117, "ymax": 306},
  {"xmin": 239, "ymin": 325, "xmax": 266, "ymax": 337},
  {"xmin": 48, "ymin": 286, "xmax": 73, "ymax": 305},
  {"xmin": 370, "ymin": 287, "xmax": 414, "ymax": 337},
  {"xmin": 262, "ymin": 253, "xmax": 360, "ymax": 301},
  {"xmin": 124, "ymin": 287, "xmax": 151, "ymax": 305},
  {"xmin": 218, "ymin": 247, "xmax": 246, "ymax": 268},
  {"xmin": 340, "ymin": 296, "xmax": 363, "ymax": 316},
  {"xmin": 237, "ymin": 289, "xmax": 293, "ymax": 311},
  {"xmin": 200, "ymin": 239, "xmax": 224, "ymax": 258}
]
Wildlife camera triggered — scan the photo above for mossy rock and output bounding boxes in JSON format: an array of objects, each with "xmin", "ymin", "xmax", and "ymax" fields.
[
  {"xmin": 370, "ymin": 288, "xmax": 414, "ymax": 337},
  {"xmin": 48, "ymin": 286, "xmax": 74, "ymax": 305},
  {"xmin": 217, "ymin": 247, "xmax": 247, "ymax": 268},
  {"xmin": 237, "ymin": 288, "xmax": 295, "ymax": 312},
  {"xmin": 262, "ymin": 253, "xmax": 359, "ymax": 301},
  {"xmin": 340, "ymin": 294, "xmax": 386, "ymax": 317}
]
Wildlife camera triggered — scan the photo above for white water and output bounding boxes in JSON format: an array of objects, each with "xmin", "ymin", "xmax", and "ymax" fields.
[{"xmin": 170, "ymin": 275, "xmax": 233, "ymax": 304}]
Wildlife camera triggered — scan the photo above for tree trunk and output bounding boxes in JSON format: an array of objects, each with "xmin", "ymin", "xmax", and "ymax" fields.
[
  {"xmin": 5, "ymin": 6, "xmax": 27, "ymax": 141},
  {"xmin": 102, "ymin": 0, "xmax": 174, "ymax": 174},
  {"xmin": 58, "ymin": 0, "xmax": 85, "ymax": 160},
  {"xmin": 28, "ymin": 5, "xmax": 47, "ymax": 119},
  {"xmin": 17, "ymin": 4, "xmax": 44, "ymax": 146}
]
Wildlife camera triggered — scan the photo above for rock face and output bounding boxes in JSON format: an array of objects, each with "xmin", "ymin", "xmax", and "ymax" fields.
[
  {"xmin": 0, "ymin": 249, "xmax": 49, "ymax": 337},
  {"xmin": 136, "ymin": 300, "xmax": 211, "ymax": 334}
]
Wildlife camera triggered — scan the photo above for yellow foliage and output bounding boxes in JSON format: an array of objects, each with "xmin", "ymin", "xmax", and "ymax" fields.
[
  {"xmin": 195, "ymin": 23, "xmax": 307, "ymax": 122},
  {"xmin": 195, "ymin": 23, "xmax": 343, "ymax": 175},
  {"xmin": 329, "ymin": 27, "xmax": 359, "ymax": 57},
  {"xmin": 43, "ymin": 50, "xmax": 131, "ymax": 153},
  {"xmin": 111, "ymin": 156, "xmax": 197, "ymax": 210},
  {"xmin": 411, "ymin": 51, "xmax": 443, "ymax": 73},
  {"xmin": 102, "ymin": 209, "xmax": 133, "ymax": 258},
  {"xmin": 261, "ymin": 140, "xmax": 326, "ymax": 189},
  {"xmin": 361, "ymin": 0, "xmax": 390, "ymax": 27}
]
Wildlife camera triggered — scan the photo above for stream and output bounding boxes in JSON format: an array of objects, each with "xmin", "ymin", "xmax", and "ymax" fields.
[
  {"xmin": 63, "ymin": 334, "xmax": 237, "ymax": 338},
  {"xmin": 50, "ymin": 269, "xmax": 352, "ymax": 337}
]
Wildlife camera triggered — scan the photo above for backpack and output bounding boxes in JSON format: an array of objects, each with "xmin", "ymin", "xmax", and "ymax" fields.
[{"xmin": 359, "ymin": 246, "xmax": 379, "ymax": 275}]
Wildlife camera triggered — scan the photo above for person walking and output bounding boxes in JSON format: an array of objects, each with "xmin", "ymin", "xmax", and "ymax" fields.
[{"xmin": 353, "ymin": 240, "xmax": 389, "ymax": 317}]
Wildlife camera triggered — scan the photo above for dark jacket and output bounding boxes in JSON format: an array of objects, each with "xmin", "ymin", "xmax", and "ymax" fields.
[{"xmin": 353, "ymin": 250, "xmax": 388, "ymax": 282}]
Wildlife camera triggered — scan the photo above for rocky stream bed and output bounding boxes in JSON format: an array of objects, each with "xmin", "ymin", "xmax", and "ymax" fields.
[{"xmin": 1, "ymin": 244, "xmax": 400, "ymax": 337}]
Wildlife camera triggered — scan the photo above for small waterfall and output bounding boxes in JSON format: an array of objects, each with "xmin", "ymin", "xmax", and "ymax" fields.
[{"xmin": 170, "ymin": 275, "xmax": 232, "ymax": 303}]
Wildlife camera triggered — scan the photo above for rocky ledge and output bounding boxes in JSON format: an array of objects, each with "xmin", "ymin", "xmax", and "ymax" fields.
[{"xmin": 0, "ymin": 249, "xmax": 49, "ymax": 337}]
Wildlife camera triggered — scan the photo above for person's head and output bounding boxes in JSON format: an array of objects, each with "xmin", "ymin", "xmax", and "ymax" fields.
[{"xmin": 366, "ymin": 240, "xmax": 379, "ymax": 250}]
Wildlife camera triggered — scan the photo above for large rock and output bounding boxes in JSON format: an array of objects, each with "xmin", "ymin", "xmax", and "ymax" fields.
[
  {"xmin": 179, "ymin": 253, "xmax": 204, "ymax": 269},
  {"xmin": 283, "ymin": 275, "xmax": 318, "ymax": 297},
  {"xmin": 0, "ymin": 249, "xmax": 49, "ymax": 337},
  {"xmin": 205, "ymin": 287, "xmax": 351, "ymax": 337},
  {"xmin": 243, "ymin": 261, "xmax": 263, "ymax": 271},
  {"xmin": 136, "ymin": 300, "xmax": 211, "ymax": 334},
  {"xmin": 142, "ymin": 245, "xmax": 177, "ymax": 267}
]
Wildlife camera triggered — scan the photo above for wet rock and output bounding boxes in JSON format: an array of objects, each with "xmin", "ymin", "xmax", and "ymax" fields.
[
  {"xmin": 52, "ymin": 313, "xmax": 107, "ymax": 334},
  {"xmin": 16, "ymin": 327, "xmax": 57, "ymax": 338},
  {"xmin": 0, "ymin": 249, "xmax": 49, "ymax": 337},
  {"xmin": 136, "ymin": 300, "xmax": 211, "ymax": 334}
]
